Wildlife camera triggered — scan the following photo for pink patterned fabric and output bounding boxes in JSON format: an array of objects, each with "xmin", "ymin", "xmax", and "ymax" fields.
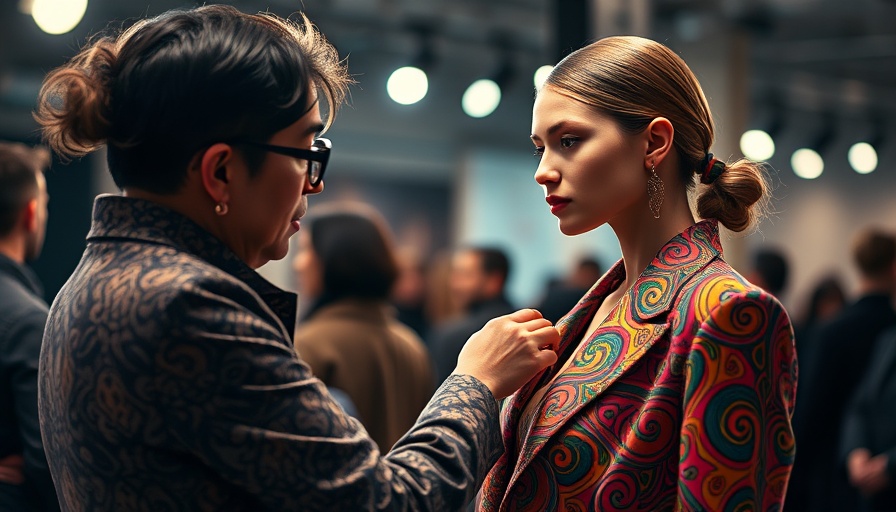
[{"xmin": 479, "ymin": 220, "xmax": 797, "ymax": 511}]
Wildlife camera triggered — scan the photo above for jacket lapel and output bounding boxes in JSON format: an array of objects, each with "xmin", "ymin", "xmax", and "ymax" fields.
[
  {"xmin": 479, "ymin": 263, "xmax": 625, "ymax": 511},
  {"xmin": 501, "ymin": 221, "xmax": 723, "ymax": 502}
]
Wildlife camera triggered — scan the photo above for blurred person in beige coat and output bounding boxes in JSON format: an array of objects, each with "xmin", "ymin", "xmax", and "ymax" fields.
[{"xmin": 293, "ymin": 203, "xmax": 435, "ymax": 451}]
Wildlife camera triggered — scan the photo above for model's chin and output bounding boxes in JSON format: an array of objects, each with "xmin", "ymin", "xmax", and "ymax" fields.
[
  {"xmin": 557, "ymin": 218, "xmax": 601, "ymax": 237},
  {"xmin": 557, "ymin": 219, "xmax": 586, "ymax": 236}
]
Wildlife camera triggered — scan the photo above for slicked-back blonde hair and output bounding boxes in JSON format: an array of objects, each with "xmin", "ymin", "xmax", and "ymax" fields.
[{"xmin": 544, "ymin": 36, "xmax": 768, "ymax": 232}]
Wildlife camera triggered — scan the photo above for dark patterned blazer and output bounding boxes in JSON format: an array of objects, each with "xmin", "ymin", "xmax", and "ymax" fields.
[
  {"xmin": 38, "ymin": 195, "xmax": 501, "ymax": 512},
  {"xmin": 478, "ymin": 221, "xmax": 798, "ymax": 511}
]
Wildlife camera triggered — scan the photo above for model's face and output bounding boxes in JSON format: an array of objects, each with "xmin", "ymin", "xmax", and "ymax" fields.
[
  {"xmin": 531, "ymin": 87, "xmax": 647, "ymax": 236},
  {"xmin": 228, "ymin": 95, "xmax": 325, "ymax": 268},
  {"xmin": 24, "ymin": 171, "xmax": 48, "ymax": 262}
]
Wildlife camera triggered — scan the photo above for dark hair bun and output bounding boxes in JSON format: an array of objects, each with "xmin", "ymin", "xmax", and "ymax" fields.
[{"xmin": 35, "ymin": 40, "xmax": 117, "ymax": 158}]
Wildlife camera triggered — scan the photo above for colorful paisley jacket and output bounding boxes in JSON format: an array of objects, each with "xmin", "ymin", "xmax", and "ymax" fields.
[
  {"xmin": 479, "ymin": 220, "xmax": 797, "ymax": 511},
  {"xmin": 38, "ymin": 195, "xmax": 503, "ymax": 512}
]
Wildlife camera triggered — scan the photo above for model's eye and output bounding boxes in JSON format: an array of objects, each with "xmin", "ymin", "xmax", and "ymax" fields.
[
  {"xmin": 560, "ymin": 136, "xmax": 580, "ymax": 148},
  {"xmin": 533, "ymin": 146, "xmax": 545, "ymax": 158}
]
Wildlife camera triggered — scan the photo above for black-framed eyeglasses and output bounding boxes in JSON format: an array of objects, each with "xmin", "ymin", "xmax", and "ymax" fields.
[{"xmin": 232, "ymin": 137, "xmax": 331, "ymax": 187}]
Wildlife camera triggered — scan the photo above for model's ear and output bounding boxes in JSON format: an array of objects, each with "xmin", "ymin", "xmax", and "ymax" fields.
[
  {"xmin": 196, "ymin": 143, "xmax": 235, "ymax": 204},
  {"xmin": 644, "ymin": 117, "xmax": 675, "ymax": 168}
]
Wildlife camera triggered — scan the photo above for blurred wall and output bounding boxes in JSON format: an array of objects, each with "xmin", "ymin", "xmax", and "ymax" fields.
[{"xmin": 455, "ymin": 149, "xmax": 620, "ymax": 307}]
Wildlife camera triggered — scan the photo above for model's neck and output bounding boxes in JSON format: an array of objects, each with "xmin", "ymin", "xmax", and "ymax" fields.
[{"xmin": 610, "ymin": 191, "xmax": 696, "ymax": 291}]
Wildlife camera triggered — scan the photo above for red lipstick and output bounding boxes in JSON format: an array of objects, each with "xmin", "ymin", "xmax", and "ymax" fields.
[{"xmin": 545, "ymin": 195, "xmax": 571, "ymax": 214}]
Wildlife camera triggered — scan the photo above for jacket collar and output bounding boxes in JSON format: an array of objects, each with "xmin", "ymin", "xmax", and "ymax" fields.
[
  {"xmin": 87, "ymin": 194, "xmax": 297, "ymax": 333},
  {"xmin": 0, "ymin": 252, "xmax": 43, "ymax": 298},
  {"xmin": 483, "ymin": 220, "xmax": 723, "ymax": 509}
]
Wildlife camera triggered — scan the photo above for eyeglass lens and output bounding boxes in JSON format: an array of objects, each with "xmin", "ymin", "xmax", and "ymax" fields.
[{"xmin": 308, "ymin": 139, "xmax": 329, "ymax": 186}]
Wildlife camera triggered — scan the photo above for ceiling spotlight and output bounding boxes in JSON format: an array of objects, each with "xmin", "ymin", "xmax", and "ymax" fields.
[
  {"xmin": 387, "ymin": 24, "xmax": 435, "ymax": 106},
  {"xmin": 848, "ymin": 115, "xmax": 885, "ymax": 174},
  {"xmin": 791, "ymin": 111, "xmax": 835, "ymax": 180},
  {"xmin": 791, "ymin": 148, "xmax": 824, "ymax": 180},
  {"xmin": 462, "ymin": 79, "xmax": 502, "ymax": 118},
  {"xmin": 462, "ymin": 34, "xmax": 516, "ymax": 119},
  {"xmin": 463, "ymin": 39, "xmax": 516, "ymax": 119},
  {"xmin": 31, "ymin": 0, "xmax": 88, "ymax": 35},
  {"xmin": 848, "ymin": 142, "xmax": 878, "ymax": 174},
  {"xmin": 387, "ymin": 66, "xmax": 428, "ymax": 105},
  {"xmin": 533, "ymin": 65, "xmax": 553, "ymax": 89},
  {"xmin": 740, "ymin": 129, "xmax": 775, "ymax": 161},
  {"xmin": 740, "ymin": 93, "xmax": 783, "ymax": 161}
]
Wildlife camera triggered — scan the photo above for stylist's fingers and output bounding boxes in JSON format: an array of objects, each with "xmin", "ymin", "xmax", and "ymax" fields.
[
  {"xmin": 530, "ymin": 324, "xmax": 560, "ymax": 353},
  {"xmin": 521, "ymin": 317, "xmax": 553, "ymax": 332},
  {"xmin": 534, "ymin": 345, "xmax": 559, "ymax": 366},
  {"xmin": 507, "ymin": 308, "xmax": 544, "ymax": 323},
  {"xmin": 453, "ymin": 308, "xmax": 561, "ymax": 399}
]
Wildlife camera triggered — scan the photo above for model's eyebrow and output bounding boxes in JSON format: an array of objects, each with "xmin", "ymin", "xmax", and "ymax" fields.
[
  {"xmin": 547, "ymin": 121, "xmax": 570, "ymax": 136},
  {"xmin": 531, "ymin": 120, "xmax": 582, "ymax": 141}
]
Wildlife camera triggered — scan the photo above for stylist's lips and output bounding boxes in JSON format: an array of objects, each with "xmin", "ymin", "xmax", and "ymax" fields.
[{"xmin": 546, "ymin": 195, "xmax": 571, "ymax": 214}]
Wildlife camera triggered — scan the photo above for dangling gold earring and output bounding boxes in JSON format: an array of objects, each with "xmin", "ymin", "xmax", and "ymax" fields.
[
  {"xmin": 647, "ymin": 164, "xmax": 664, "ymax": 219},
  {"xmin": 214, "ymin": 202, "xmax": 229, "ymax": 216}
]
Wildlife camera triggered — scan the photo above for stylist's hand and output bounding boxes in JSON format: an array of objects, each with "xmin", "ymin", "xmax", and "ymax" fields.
[{"xmin": 453, "ymin": 309, "xmax": 559, "ymax": 399}]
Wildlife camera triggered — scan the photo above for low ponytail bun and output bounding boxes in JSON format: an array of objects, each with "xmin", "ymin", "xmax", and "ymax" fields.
[{"xmin": 696, "ymin": 158, "xmax": 769, "ymax": 233}]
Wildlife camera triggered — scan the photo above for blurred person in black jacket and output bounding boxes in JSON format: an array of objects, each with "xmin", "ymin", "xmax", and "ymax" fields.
[
  {"xmin": 788, "ymin": 228, "xmax": 896, "ymax": 512},
  {"xmin": 0, "ymin": 142, "xmax": 58, "ymax": 511},
  {"xmin": 534, "ymin": 256, "xmax": 602, "ymax": 324},
  {"xmin": 429, "ymin": 247, "xmax": 515, "ymax": 384},
  {"xmin": 793, "ymin": 275, "xmax": 847, "ymax": 356},
  {"xmin": 746, "ymin": 247, "xmax": 790, "ymax": 299},
  {"xmin": 841, "ymin": 325, "xmax": 896, "ymax": 512}
]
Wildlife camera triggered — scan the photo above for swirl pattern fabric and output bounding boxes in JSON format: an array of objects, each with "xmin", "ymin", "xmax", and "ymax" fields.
[
  {"xmin": 479, "ymin": 220, "xmax": 797, "ymax": 511},
  {"xmin": 38, "ymin": 195, "xmax": 503, "ymax": 511}
]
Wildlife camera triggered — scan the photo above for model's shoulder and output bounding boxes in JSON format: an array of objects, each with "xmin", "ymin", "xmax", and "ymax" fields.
[
  {"xmin": 686, "ymin": 260, "xmax": 757, "ymax": 296},
  {"xmin": 673, "ymin": 260, "xmax": 782, "ymax": 320}
]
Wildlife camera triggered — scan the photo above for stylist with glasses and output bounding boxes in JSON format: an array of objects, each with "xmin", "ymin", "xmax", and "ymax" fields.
[{"xmin": 35, "ymin": 5, "xmax": 560, "ymax": 511}]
